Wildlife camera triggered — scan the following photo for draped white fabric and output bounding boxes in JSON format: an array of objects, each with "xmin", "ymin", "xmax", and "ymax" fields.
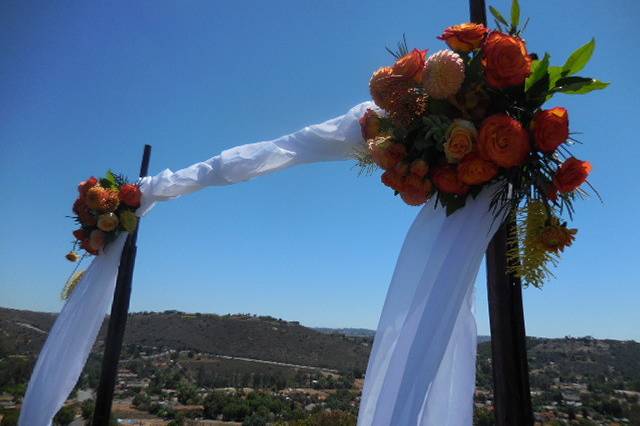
[
  {"xmin": 358, "ymin": 188, "xmax": 502, "ymax": 425},
  {"xmin": 19, "ymin": 234, "xmax": 127, "ymax": 426},
  {"xmin": 20, "ymin": 101, "xmax": 501, "ymax": 425}
]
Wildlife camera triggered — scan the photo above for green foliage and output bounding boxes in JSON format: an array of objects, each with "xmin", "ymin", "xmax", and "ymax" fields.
[
  {"xmin": 53, "ymin": 405, "xmax": 76, "ymax": 426},
  {"xmin": 562, "ymin": 38, "xmax": 596, "ymax": 76},
  {"xmin": 510, "ymin": 0, "xmax": 520, "ymax": 33},
  {"xmin": 552, "ymin": 77, "xmax": 609, "ymax": 95},
  {"xmin": 81, "ymin": 398, "xmax": 95, "ymax": 419},
  {"xmin": 489, "ymin": 6, "xmax": 508, "ymax": 29},
  {"xmin": 525, "ymin": 53, "xmax": 550, "ymax": 92}
]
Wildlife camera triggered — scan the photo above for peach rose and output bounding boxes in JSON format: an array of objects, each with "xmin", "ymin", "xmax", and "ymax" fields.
[
  {"xmin": 532, "ymin": 107, "xmax": 569, "ymax": 153},
  {"xmin": 438, "ymin": 23, "xmax": 488, "ymax": 52},
  {"xmin": 444, "ymin": 119, "xmax": 477, "ymax": 163},
  {"xmin": 359, "ymin": 109, "xmax": 382, "ymax": 140},
  {"xmin": 482, "ymin": 31, "xmax": 532, "ymax": 88},
  {"xmin": 392, "ymin": 49, "xmax": 427, "ymax": 83},
  {"xmin": 457, "ymin": 153, "xmax": 498, "ymax": 185},
  {"xmin": 432, "ymin": 164, "xmax": 469, "ymax": 195},
  {"xmin": 553, "ymin": 157, "xmax": 592, "ymax": 193},
  {"xmin": 478, "ymin": 114, "xmax": 531, "ymax": 168}
]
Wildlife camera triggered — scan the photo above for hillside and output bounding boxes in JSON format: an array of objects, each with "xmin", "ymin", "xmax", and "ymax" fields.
[{"xmin": 0, "ymin": 307, "xmax": 371, "ymax": 371}]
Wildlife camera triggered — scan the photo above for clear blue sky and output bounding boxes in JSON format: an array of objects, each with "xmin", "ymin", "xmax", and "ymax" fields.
[{"xmin": 1, "ymin": 1, "xmax": 638, "ymax": 340}]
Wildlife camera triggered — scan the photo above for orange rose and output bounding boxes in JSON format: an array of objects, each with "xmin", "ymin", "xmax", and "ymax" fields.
[
  {"xmin": 381, "ymin": 170, "xmax": 406, "ymax": 192},
  {"xmin": 119, "ymin": 184, "xmax": 142, "ymax": 208},
  {"xmin": 73, "ymin": 229, "xmax": 87, "ymax": 241},
  {"xmin": 368, "ymin": 137, "xmax": 406, "ymax": 170},
  {"xmin": 532, "ymin": 107, "xmax": 569, "ymax": 153},
  {"xmin": 410, "ymin": 159, "xmax": 429, "ymax": 177},
  {"xmin": 78, "ymin": 177, "xmax": 98, "ymax": 198},
  {"xmin": 81, "ymin": 238, "xmax": 98, "ymax": 256},
  {"xmin": 400, "ymin": 176, "xmax": 433, "ymax": 206},
  {"xmin": 438, "ymin": 23, "xmax": 488, "ymax": 52},
  {"xmin": 457, "ymin": 153, "xmax": 498, "ymax": 185},
  {"xmin": 482, "ymin": 31, "xmax": 532, "ymax": 88},
  {"xmin": 432, "ymin": 164, "xmax": 469, "ymax": 195},
  {"xmin": 392, "ymin": 49, "xmax": 427, "ymax": 83},
  {"xmin": 89, "ymin": 230, "xmax": 106, "ymax": 252},
  {"xmin": 478, "ymin": 114, "xmax": 531, "ymax": 168},
  {"xmin": 359, "ymin": 109, "xmax": 382, "ymax": 140},
  {"xmin": 553, "ymin": 157, "xmax": 592, "ymax": 193}
]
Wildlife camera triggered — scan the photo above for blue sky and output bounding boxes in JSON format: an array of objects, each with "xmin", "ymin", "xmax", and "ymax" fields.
[{"xmin": 1, "ymin": 0, "xmax": 638, "ymax": 340}]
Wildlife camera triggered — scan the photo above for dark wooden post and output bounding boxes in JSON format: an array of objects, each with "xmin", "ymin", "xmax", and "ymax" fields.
[
  {"xmin": 92, "ymin": 145, "xmax": 151, "ymax": 425},
  {"xmin": 469, "ymin": 0, "xmax": 534, "ymax": 424}
]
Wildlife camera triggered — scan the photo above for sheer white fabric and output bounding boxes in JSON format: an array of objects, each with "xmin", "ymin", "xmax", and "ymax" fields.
[
  {"xmin": 358, "ymin": 188, "xmax": 501, "ymax": 425},
  {"xmin": 18, "ymin": 234, "xmax": 127, "ymax": 426},
  {"xmin": 20, "ymin": 101, "xmax": 500, "ymax": 426}
]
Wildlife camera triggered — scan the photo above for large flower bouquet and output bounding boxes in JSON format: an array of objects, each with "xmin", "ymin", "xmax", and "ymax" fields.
[
  {"xmin": 358, "ymin": 0, "xmax": 607, "ymax": 286},
  {"xmin": 67, "ymin": 171, "xmax": 141, "ymax": 259}
]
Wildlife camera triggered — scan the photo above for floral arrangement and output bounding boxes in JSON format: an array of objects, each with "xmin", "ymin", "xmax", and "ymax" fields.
[
  {"xmin": 66, "ymin": 171, "xmax": 141, "ymax": 260},
  {"xmin": 357, "ymin": 0, "xmax": 607, "ymax": 287}
]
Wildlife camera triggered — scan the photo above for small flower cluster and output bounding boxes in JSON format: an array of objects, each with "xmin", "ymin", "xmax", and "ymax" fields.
[
  {"xmin": 66, "ymin": 171, "xmax": 141, "ymax": 260},
  {"xmin": 358, "ymin": 1, "xmax": 607, "ymax": 287}
]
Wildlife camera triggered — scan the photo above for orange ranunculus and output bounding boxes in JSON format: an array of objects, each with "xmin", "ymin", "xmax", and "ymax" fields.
[
  {"xmin": 553, "ymin": 157, "xmax": 592, "ymax": 193},
  {"xmin": 410, "ymin": 159, "xmax": 429, "ymax": 177},
  {"xmin": 400, "ymin": 191, "xmax": 428, "ymax": 206},
  {"xmin": 478, "ymin": 114, "xmax": 531, "ymax": 168},
  {"xmin": 78, "ymin": 176, "xmax": 98, "ymax": 198},
  {"xmin": 457, "ymin": 153, "xmax": 498, "ymax": 185},
  {"xmin": 532, "ymin": 107, "xmax": 569, "ymax": 153},
  {"xmin": 537, "ymin": 223, "xmax": 577, "ymax": 253},
  {"xmin": 432, "ymin": 164, "xmax": 469, "ymax": 195},
  {"xmin": 482, "ymin": 31, "xmax": 532, "ymax": 88},
  {"xmin": 392, "ymin": 49, "xmax": 427, "ymax": 83},
  {"xmin": 119, "ymin": 184, "xmax": 142, "ymax": 208},
  {"xmin": 438, "ymin": 23, "xmax": 488, "ymax": 52},
  {"xmin": 359, "ymin": 109, "xmax": 382, "ymax": 140},
  {"xmin": 381, "ymin": 170, "xmax": 406, "ymax": 192}
]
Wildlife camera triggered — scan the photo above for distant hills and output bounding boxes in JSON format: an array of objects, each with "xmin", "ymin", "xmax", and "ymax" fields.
[{"xmin": 0, "ymin": 307, "xmax": 372, "ymax": 371}]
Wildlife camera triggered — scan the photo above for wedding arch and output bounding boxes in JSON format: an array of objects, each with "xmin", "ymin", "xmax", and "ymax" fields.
[{"xmin": 18, "ymin": 0, "xmax": 606, "ymax": 425}]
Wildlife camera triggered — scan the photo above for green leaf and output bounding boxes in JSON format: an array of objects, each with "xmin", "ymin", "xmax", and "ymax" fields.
[
  {"xmin": 547, "ymin": 65, "xmax": 564, "ymax": 88},
  {"xmin": 100, "ymin": 170, "xmax": 118, "ymax": 189},
  {"xmin": 489, "ymin": 6, "xmax": 509, "ymax": 27},
  {"xmin": 510, "ymin": 0, "xmax": 520, "ymax": 32},
  {"xmin": 562, "ymin": 38, "xmax": 596, "ymax": 76},
  {"xmin": 553, "ymin": 76, "xmax": 609, "ymax": 94},
  {"xmin": 525, "ymin": 53, "xmax": 550, "ymax": 92}
]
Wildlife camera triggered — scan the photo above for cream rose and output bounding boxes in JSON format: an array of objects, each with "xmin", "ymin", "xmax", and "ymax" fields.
[{"xmin": 443, "ymin": 119, "xmax": 477, "ymax": 163}]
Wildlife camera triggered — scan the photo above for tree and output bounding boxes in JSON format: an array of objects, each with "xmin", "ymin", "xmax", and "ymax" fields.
[
  {"xmin": 54, "ymin": 405, "xmax": 76, "ymax": 426},
  {"xmin": 81, "ymin": 398, "xmax": 95, "ymax": 419}
]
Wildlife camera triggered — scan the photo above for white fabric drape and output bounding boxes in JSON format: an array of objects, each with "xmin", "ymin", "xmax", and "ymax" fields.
[
  {"xmin": 358, "ymin": 188, "xmax": 502, "ymax": 425},
  {"xmin": 20, "ymin": 101, "xmax": 501, "ymax": 425},
  {"xmin": 18, "ymin": 234, "xmax": 127, "ymax": 426}
]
